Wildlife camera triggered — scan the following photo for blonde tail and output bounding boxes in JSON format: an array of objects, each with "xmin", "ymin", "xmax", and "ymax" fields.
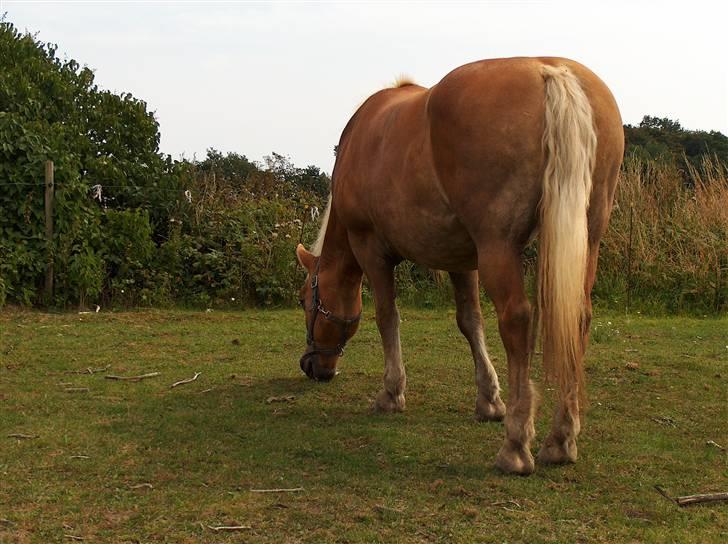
[{"xmin": 539, "ymin": 65, "xmax": 597, "ymax": 405}]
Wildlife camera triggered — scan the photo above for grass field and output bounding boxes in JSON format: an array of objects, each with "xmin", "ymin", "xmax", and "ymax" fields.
[{"xmin": 1, "ymin": 307, "xmax": 726, "ymax": 543}]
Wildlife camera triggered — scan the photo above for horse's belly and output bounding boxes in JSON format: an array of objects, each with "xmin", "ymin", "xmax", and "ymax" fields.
[{"xmin": 380, "ymin": 211, "xmax": 477, "ymax": 272}]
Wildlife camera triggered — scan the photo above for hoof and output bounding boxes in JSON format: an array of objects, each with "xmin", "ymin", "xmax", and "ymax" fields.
[
  {"xmin": 494, "ymin": 442, "xmax": 535, "ymax": 475},
  {"xmin": 537, "ymin": 435, "xmax": 578, "ymax": 465},
  {"xmin": 474, "ymin": 395, "xmax": 506, "ymax": 422},
  {"xmin": 371, "ymin": 389, "xmax": 405, "ymax": 413}
]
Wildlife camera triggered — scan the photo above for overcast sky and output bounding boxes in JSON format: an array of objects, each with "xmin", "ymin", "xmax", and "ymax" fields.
[{"xmin": 3, "ymin": 0, "xmax": 727, "ymax": 173}]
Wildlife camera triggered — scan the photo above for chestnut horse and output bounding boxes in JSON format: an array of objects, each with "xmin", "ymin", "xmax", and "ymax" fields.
[{"xmin": 295, "ymin": 57, "xmax": 623, "ymax": 474}]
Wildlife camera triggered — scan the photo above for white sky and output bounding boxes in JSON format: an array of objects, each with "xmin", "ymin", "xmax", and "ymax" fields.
[{"xmin": 3, "ymin": 0, "xmax": 727, "ymax": 173}]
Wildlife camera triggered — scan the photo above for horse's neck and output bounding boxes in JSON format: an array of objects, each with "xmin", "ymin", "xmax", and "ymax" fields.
[{"xmin": 318, "ymin": 207, "xmax": 363, "ymax": 312}]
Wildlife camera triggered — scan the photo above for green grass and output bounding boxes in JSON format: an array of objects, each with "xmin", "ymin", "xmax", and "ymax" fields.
[{"xmin": 1, "ymin": 307, "xmax": 726, "ymax": 543}]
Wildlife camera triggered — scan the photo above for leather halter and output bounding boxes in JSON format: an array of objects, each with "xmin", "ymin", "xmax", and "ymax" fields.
[{"xmin": 303, "ymin": 261, "xmax": 361, "ymax": 357}]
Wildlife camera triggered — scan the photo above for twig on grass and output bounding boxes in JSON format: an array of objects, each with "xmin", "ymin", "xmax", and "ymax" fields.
[
  {"xmin": 706, "ymin": 440, "xmax": 725, "ymax": 451},
  {"xmin": 129, "ymin": 483, "xmax": 153, "ymax": 490},
  {"xmin": 491, "ymin": 500, "xmax": 522, "ymax": 509},
  {"xmin": 63, "ymin": 536, "xmax": 84, "ymax": 541},
  {"xmin": 676, "ymin": 492, "xmax": 728, "ymax": 507},
  {"xmin": 250, "ymin": 487, "xmax": 304, "ymax": 493},
  {"xmin": 70, "ymin": 455, "xmax": 90, "ymax": 459},
  {"xmin": 170, "ymin": 372, "xmax": 201, "ymax": 388},
  {"xmin": 651, "ymin": 416, "xmax": 677, "ymax": 427},
  {"xmin": 206, "ymin": 525, "xmax": 252, "ymax": 532},
  {"xmin": 106, "ymin": 372, "xmax": 160, "ymax": 382},
  {"xmin": 65, "ymin": 365, "xmax": 110, "ymax": 375},
  {"xmin": 65, "ymin": 387, "xmax": 89, "ymax": 393},
  {"xmin": 654, "ymin": 485, "xmax": 676, "ymax": 504},
  {"xmin": 265, "ymin": 395, "xmax": 296, "ymax": 404},
  {"xmin": 7, "ymin": 433, "xmax": 38, "ymax": 439},
  {"xmin": 654, "ymin": 485, "xmax": 728, "ymax": 507}
]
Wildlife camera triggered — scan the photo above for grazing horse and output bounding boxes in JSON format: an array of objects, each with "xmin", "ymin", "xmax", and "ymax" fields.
[{"xmin": 295, "ymin": 57, "xmax": 623, "ymax": 475}]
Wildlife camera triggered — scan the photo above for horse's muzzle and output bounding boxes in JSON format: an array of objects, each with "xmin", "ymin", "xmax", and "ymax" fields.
[{"xmin": 299, "ymin": 352, "xmax": 336, "ymax": 382}]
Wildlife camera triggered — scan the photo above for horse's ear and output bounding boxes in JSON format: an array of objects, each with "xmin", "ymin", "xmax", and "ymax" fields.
[{"xmin": 296, "ymin": 244, "xmax": 315, "ymax": 272}]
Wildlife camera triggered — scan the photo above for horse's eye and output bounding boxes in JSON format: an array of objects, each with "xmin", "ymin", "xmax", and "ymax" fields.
[{"xmin": 299, "ymin": 299, "xmax": 305, "ymax": 309}]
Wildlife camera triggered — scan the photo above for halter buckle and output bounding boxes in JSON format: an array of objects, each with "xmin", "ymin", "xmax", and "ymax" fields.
[{"xmin": 317, "ymin": 301, "xmax": 331, "ymax": 318}]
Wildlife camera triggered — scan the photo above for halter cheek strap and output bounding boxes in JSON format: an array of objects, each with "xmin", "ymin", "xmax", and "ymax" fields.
[{"xmin": 305, "ymin": 262, "xmax": 361, "ymax": 357}]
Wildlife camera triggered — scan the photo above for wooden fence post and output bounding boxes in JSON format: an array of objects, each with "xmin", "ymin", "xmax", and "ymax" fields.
[{"xmin": 44, "ymin": 160, "xmax": 54, "ymax": 303}]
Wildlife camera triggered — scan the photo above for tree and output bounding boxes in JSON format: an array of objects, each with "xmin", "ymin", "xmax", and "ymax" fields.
[{"xmin": 624, "ymin": 115, "xmax": 728, "ymax": 175}]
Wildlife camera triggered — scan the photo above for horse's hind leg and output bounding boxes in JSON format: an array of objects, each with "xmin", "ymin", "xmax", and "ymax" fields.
[
  {"xmin": 449, "ymin": 271, "xmax": 506, "ymax": 421},
  {"xmin": 537, "ymin": 241, "xmax": 599, "ymax": 464},
  {"xmin": 478, "ymin": 245, "xmax": 536, "ymax": 475}
]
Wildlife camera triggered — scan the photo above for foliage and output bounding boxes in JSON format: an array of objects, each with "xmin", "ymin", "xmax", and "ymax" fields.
[
  {"xmin": 596, "ymin": 155, "xmax": 728, "ymax": 313},
  {"xmin": 0, "ymin": 18, "xmax": 183, "ymax": 306},
  {"xmin": 624, "ymin": 115, "xmax": 728, "ymax": 175},
  {"xmin": 168, "ymin": 165, "xmax": 325, "ymax": 306},
  {"xmin": 1, "ymin": 17, "xmax": 726, "ymax": 314},
  {"xmin": 0, "ymin": 20, "xmax": 331, "ymax": 309}
]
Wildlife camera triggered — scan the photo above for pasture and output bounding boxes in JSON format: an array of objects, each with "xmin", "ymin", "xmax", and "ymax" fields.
[{"xmin": 1, "ymin": 308, "xmax": 726, "ymax": 543}]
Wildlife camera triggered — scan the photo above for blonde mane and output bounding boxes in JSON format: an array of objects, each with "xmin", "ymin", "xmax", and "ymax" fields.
[
  {"xmin": 312, "ymin": 195, "xmax": 332, "ymax": 256},
  {"xmin": 389, "ymin": 74, "xmax": 417, "ymax": 88}
]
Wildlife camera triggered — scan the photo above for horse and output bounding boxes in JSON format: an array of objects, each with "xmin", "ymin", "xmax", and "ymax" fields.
[{"xmin": 295, "ymin": 57, "xmax": 623, "ymax": 475}]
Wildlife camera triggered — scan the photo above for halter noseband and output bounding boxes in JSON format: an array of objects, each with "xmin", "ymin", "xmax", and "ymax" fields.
[{"xmin": 303, "ymin": 262, "xmax": 361, "ymax": 357}]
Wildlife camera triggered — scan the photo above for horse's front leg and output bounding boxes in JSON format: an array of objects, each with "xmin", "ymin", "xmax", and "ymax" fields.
[
  {"xmin": 366, "ymin": 260, "xmax": 406, "ymax": 413},
  {"xmin": 449, "ymin": 271, "xmax": 506, "ymax": 421}
]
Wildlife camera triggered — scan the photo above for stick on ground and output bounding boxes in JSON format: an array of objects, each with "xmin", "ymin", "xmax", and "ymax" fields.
[
  {"xmin": 655, "ymin": 486, "xmax": 728, "ymax": 507},
  {"xmin": 654, "ymin": 485, "xmax": 676, "ymax": 504},
  {"xmin": 207, "ymin": 525, "xmax": 252, "ymax": 532},
  {"xmin": 250, "ymin": 487, "xmax": 304, "ymax": 493},
  {"xmin": 65, "ymin": 365, "xmax": 110, "ymax": 375},
  {"xmin": 676, "ymin": 492, "xmax": 728, "ymax": 507},
  {"xmin": 8, "ymin": 433, "xmax": 38, "ymax": 439},
  {"xmin": 171, "ymin": 372, "xmax": 201, "ymax": 388},
  {"xmin": 129, "ymin": 483, "xmax": 153, "ymax": 490},
  {"xmin": 706, "ymin": 440, "xmax": 725, "ymax": 451},
  {"xmin": 106, "ymin": 372, "xmax": 160, "ymax": 382}
]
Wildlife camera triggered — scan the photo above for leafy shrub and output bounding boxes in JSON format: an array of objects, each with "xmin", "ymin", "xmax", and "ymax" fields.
[{"xmin": 100, "ymin": 209, "xmax": 155, "ymax": 305}]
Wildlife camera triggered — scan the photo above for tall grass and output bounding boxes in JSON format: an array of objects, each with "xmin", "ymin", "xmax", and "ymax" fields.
[{"xmin": 595, "ymin": 155, "xmax": 728, "ymax": 314}]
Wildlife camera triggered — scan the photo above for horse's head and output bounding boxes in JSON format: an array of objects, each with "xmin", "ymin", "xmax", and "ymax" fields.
[{"xmin": 295, "ymin": 244, "xmax": 361, "ymax": 381}]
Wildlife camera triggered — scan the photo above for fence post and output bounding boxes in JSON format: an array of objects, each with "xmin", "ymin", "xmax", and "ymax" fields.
[
  {"xmin": 44, "ymin": 160, "xmax": 54, "ymax": 303},
  {"xmin": 625, "ymin": 202, "xmax": 634, "ymax": 314}
]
